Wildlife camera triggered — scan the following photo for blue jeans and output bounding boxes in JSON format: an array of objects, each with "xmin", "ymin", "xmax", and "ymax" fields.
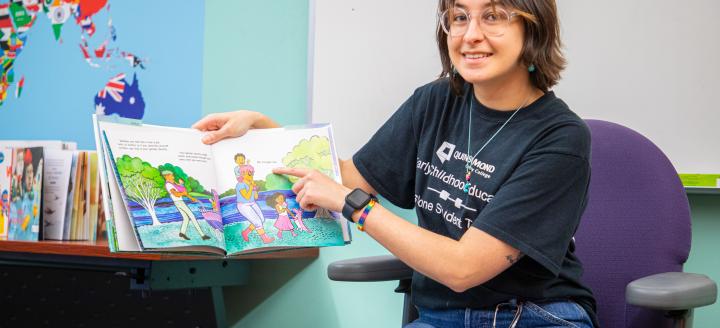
[{"xmin": 405, "ymin": 300, "xmax": 593, "ymax": 328}]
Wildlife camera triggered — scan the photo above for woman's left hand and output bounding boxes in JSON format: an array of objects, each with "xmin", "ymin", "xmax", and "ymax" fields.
[{"xmin": 273, "ymin": 167, "xmax": 351, "ymax": 212}]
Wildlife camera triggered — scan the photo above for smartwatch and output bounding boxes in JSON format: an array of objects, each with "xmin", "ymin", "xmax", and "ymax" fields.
[{"xmin": 342, "ymin": 188, "xmax": 373, "ymax": 220}]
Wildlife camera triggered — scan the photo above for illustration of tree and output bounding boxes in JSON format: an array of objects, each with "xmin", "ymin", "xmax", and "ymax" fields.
[
  {"xmin": 281, "ymin": 136, "xmax": 336, "ymax": 219},
  {"xmin": 186, "ymin": 176, "xmax": 206, "ymax": 194},
  {"xmin": 282, "ymin": 136, "xmax": 334, "ymax": 183},
  {"xmin": 116, "ymin": 155, "xmax": 166, "ymax": 225},
  {"xmin": 254, "ymin": 179, "xmax": 267, "ymax": 192},
  {"xmin": 220, "ymin": 188, "xmax": 235, "ymax": 199},
  {"xmin": 264, "ymin": 173, "xmax": 293, "ymax": 191}
]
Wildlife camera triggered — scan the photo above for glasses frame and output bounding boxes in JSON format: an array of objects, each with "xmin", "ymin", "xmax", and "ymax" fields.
[{"xmin": 439, "ymin": 6, "xmax": 518, "ymax": 38}]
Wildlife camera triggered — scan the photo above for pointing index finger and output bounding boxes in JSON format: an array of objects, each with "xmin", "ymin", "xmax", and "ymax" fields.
[{"xmin": 273, "ymin": 167, "xmax": 309, "ymax": 177}]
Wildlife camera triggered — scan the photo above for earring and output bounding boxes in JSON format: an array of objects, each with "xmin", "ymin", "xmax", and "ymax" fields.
[
  {"xmin": 451, "ymin": 65, "xmax": 457, "ymax": 78},
  {"xmin": 528, "ymin": 64, "xmax": 536, "ymax": 73}
]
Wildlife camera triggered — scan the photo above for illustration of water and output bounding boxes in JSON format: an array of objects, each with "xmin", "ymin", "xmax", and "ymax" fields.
[
  {"xmin": 131, "ymin": 190, "xmax": 346, "ymax": 252},
  {"xmin": 127, "ymin": 190, "xmax": 312, "ymax": 227}
]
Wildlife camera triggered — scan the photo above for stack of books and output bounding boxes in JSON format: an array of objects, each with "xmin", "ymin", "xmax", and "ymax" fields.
[{"xmin": 0, "ymin": 140, "xmax": 105, "ymax": 242}]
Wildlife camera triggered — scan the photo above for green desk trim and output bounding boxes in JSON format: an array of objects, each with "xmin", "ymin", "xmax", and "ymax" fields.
[{"xmin": 686, "ymin": 187, "xmax": 720, "ymax": 195}]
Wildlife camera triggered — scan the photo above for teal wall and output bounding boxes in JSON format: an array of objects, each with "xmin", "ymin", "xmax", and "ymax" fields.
[
  {"xmin": 684, "ymin": 195, "xmax": 720, "ymax": 325},
  {"xmin": 202, "ymin": 0, "xmax": 308, "ymax": 123}
]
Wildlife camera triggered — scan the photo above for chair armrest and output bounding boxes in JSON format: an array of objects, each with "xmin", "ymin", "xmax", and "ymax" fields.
[
  {"xmin": 327, "ymin": 255, "xmax": 413, "ymax": 282},
  {"xmin": 626, "ymin": 272, "xmax": 718, "ymax": 311}
]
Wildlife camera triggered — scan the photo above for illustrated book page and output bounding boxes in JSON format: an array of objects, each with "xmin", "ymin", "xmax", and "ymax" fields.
[
  {"xmin": 94, "ymin": 116, "xmax": 350, "ymax": 256},
  {"xmin": 211, "ymin": 124, "xmax": 350, "ymax": 256},
  {"xmin": 99, "ymin": 120, "xmax": 226, "ymax": 255}
]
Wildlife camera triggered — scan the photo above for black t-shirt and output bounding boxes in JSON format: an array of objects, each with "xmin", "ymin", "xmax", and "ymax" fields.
[{"xmin": 353, "ymin": 79, "xmax": 597, "ymax": 324}]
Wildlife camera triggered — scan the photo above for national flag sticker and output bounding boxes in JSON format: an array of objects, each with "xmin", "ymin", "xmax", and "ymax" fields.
[{"xmin": 15, "ymin": 75, "xmax": 23, "ymax": 98}]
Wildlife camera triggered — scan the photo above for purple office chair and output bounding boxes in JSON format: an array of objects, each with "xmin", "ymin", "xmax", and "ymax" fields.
[
  {"xmin": 575, "ymin": 119, "xmax": 716, "ymax": 327},
  {"xmin": 328, "ymin": 119, "xmax": 717, "ymax": 327}
]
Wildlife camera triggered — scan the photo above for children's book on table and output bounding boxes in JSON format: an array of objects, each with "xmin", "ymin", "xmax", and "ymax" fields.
[
  {"xmin": 93, "ymin": 115, "xmax": 351, "ymax": 256},
  {"xmin": 1, "ymin": 140, "xmax": 101, "ymax": 242},
  {"xmin": 0, "ymin": 145, "xmax": 44, "ymax": 241}
]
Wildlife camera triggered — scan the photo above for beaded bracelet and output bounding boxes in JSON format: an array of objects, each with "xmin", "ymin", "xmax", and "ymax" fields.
[{"xmin": 356, "ymin": 199, "xmax": 377, "ymax": 232}]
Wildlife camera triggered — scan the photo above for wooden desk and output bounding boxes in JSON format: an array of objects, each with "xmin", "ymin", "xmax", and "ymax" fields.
[
  {"xmin": 0, "ymin": 239, "xmax": 318, "ymax": 289},
  {"xmin": 0, "ymin": 240, "xmax": 319, "ymax": 327},
  {"xmin": 0, "ymin": 239, "xmax": 319, "ymax": 260}
]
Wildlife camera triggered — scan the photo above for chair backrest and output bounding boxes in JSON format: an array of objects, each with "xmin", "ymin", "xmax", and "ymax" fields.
[{"xmin": 574, "ymin": 120, "xmax": 692, "ymax": 328}]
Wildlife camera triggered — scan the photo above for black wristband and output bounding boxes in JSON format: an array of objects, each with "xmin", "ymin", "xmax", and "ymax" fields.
[
  {"xmin": 342, "ymin": 203, "xmax": 356, "ymax": 221},
  {"xmin": 343, "ymin": 188, "xmax": 372, "ymax": 221}
]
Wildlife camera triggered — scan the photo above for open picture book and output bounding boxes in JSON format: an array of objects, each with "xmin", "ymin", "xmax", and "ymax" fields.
[{"xmin": 93, "ymin": 115, "xmax": 351, "ymax": 256}]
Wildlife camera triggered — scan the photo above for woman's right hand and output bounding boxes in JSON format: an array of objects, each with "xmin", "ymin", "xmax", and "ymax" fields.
[{"xmin": 192, "ymin": 110, "xmax": 279, "ymax": 144}]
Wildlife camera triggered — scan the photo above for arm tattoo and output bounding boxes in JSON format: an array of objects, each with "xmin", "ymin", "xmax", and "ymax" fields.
[{"xmin": 505, "ymin": 252, "xmax": 524, "ymax": 265}]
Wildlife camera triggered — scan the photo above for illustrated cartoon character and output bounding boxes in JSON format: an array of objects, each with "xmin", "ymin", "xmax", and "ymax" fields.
[
  {"xmin": 233, "ymin": 153, "xmax": 246, "ymax": 178},
  {"xmin": 162, "ymin": 170, "xmax": 210, "ymax": 241},
  {"xmin": 236, "ymin": 164, "xmax": 274, "ymax": 244},
  {"xmin": 292, "ymin": 208, "xmax": 312, "ymax": 234},
  {"xmin": 173, "ymin": 178, "xmax": 187, "ymax": 193},
  {"xmin": 266, "ymin": 192, "xmax": 297, "ymax": 239},
  {"xmin": 200, "ymin": 189, "xmax": 223, "ymax": 232}
]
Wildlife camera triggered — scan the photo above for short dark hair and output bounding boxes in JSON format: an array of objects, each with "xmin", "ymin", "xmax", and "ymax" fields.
[
  {"xmin": 234, "ymin": 153, "xmax": 245, "ymax": 161},
  {"xmin": 436, "ymin": 0, "xmax": 566, "ymax": 94},
  {"xmin": 265, "ymin": 192, "xmax": 284, "ymax": 208}
]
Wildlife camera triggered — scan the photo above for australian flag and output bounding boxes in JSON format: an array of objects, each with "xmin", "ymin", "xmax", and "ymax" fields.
[{"xmin": 94, "ymin": 73, "xmax": 145, "ymax": 120}]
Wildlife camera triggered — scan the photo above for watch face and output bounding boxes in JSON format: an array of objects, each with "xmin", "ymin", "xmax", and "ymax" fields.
[{"xmin": 347, "ymin": 189, "xmax": 371, "ymax": 208}]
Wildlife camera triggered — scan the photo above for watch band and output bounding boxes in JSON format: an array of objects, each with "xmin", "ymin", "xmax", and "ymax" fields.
[
  {"xmin": 342, "ymin": 202, "xmax": 357, "ymax": 220},
  {"xmin": 343, "ymin": 188, "xmax": 372, "ymax": 221}
]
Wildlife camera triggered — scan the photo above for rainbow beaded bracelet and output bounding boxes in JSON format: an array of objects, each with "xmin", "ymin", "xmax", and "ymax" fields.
[{"xmin": 356, "ymin": 199, "xmax": 377, "ymax": 232}]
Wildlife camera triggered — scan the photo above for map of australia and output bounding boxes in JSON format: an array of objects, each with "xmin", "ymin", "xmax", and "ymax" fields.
[{"xmin": 0, "ymin": 0, "xmax": 146, "ymax": 119}]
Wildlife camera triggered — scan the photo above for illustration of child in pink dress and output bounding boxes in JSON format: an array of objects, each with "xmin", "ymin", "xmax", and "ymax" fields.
[
  {"xmin": 266, "ymin": 192, "xmax": 297, "ymax": 239},
  {"xmin": 173, "ymin": 178, "xmax": 187, "ymax": 193}
]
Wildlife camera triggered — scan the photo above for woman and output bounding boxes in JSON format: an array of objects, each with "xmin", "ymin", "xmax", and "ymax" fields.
[
  {"xmin": 193, "ymin": 0, "xmax": 597, "ymax": 326},
  {"xmin": 235, "ymin": 164, "xmax": 274, "ymax": 244}
]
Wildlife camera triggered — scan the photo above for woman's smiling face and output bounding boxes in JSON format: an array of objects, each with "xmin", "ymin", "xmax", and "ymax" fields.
[{"xmin": 447, "ymin": 0, "xmax": 527, "ymax": 88}]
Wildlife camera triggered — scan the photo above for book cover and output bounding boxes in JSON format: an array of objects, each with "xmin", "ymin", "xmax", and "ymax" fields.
[
  {"xmin": 7, "ymin": 147, "xmax": 44, "ymax": 241},
  {"xmin": 40, "ymin": 149, "xmax": 74, "ymax": 240},
  {"xmin": 0, "ymin": 147, "xmax": 10, "ymax": 238},
  {"xmin": 94, "ymin": 116, "xmax": 349, "ymax": 256}
]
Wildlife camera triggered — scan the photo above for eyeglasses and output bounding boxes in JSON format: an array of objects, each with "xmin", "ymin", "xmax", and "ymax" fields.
[{"xmin": 440, "ymin": 7, "xmax": 517, "ymax": 38}]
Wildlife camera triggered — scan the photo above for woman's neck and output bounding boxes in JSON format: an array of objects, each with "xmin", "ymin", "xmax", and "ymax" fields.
[{"xmin": 471, "ymin": 74, "xmax": 544, "ymax": 111}]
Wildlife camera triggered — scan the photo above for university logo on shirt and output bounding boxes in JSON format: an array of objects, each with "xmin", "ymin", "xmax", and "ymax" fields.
[{"xmin": 435, "ymin": 141, "xmax": 455, "ymax": 163}]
